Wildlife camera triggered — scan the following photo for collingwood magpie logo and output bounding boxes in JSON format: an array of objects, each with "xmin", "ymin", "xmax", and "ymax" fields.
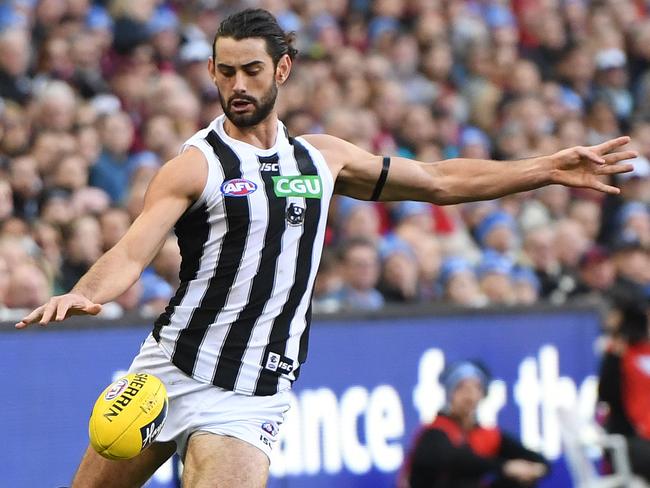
[{"xmin": 286, "ymin": 203, "xmax": 305, "ymax": 226}]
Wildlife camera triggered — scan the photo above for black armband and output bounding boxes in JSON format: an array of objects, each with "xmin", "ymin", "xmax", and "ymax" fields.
[{"xmin": 370, "ymin": 156, "xmax": 391, "ymax": 201}]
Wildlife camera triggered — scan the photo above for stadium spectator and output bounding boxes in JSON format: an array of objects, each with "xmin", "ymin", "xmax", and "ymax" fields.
[
  {"xmin": 151, "ymin": 236, "xmax": 181, "ymax": 289},
  {"xmin": 438, "ymin": 257, "xmax": 487, "ymax": 308},
  {"xmin": 0, "ymin": 0, "xmax": 647, "ymax": 316},
  {"xmin": 59, "ymin": 215, "xmax": 102, "ymax": 292},
  {"xmin": 312, "ymin": 248, "xmax": 343, "ymax": 314},
  {"xmin": 402, "ymin": 360, "xmax": 549, "ymax": 488},
  {"xmin": 378, "ymin": 236, "xmax": 420, "ymax": 303},
  {"xmin": 511, "ymin": 266, "xmax": 541, "ymax": 305},
  {"xmin": 98, "ymin": 206, "xmax": 131, "ymax": 251},
  {"xmin": 609, "ymin": 231, "xmax": 650, "ymax": 303},
  {"xmin": 335, "ymin": 238, "xmax": 384, "ymax": 311},
  {"xmin": 570, "ymin": 246, "xmax": 617, "ymax": 300},
  {"xmin": 476, "ymin": 251, "xmax": 516, "ymax": 305},
  {"xmin": 0, "ymin": 27, "xmax": 32, "ymax": 104},
  {"xmin": 5, "ymin": 262, "xmax": 50, "ymax": 310}
]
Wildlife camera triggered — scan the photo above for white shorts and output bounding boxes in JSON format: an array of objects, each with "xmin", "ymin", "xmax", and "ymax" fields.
[{"xmin": 127, "ymin": 334, "xmax": 291, "ymax": 461}]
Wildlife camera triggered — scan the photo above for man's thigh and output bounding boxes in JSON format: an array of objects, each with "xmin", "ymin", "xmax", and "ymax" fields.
[
  {"xmin": 71, "ymin": 441, "xmax": 176, "ymax": 488},
  {"xmin": 182, "ymin": 433, "xmax": 270, "ymax": 488}
]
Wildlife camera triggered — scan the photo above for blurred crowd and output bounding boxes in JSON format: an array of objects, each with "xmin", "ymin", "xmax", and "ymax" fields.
[{"xmin": 0, "ymin": 0, "xmax": 649, "ymax": 321}]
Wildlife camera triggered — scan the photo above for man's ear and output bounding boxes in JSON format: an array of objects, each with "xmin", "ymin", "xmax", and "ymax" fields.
[
  {"xmin": 208, "ymin": 56, "xmax": 217, "ymax": 84},
  {"xmin": 276, "ymin": 54, "xmax": 292, "ymax": 85}
]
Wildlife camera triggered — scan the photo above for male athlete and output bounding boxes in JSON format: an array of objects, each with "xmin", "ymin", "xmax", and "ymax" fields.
[{"xmin": 16, "ymin": 8, "xmax": 637, "ymax": 488}]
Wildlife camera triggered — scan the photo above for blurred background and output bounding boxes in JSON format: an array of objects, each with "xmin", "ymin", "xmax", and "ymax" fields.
[{"xmin": 0, "ymin": 0, "xmax": 649, "ymax": 487}]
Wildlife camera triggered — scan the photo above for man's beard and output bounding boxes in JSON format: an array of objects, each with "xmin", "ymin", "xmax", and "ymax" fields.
[{"xmin": 220, "ymin": 82, "xmax": 278, "ymax": 128}]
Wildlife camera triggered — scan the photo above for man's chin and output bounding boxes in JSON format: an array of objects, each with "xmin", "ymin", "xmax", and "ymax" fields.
[{"xmin": 226, "ymin": 111, "xmax": 262, "ymax": 128}]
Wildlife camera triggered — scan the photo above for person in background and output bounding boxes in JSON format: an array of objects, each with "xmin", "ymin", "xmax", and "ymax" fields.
[
  {"xmin": 312, "ymin": 248, "xmax": 343, "ymax": 314},
  {"xmin": 378, "ymin": 235, "xmax": 420, "ymax": 303},
  {"xmin": 335, "ymin": 238, "xmax": 384, "ymax": 311},
  {"xmin": 401, "ymin": 360, "xmax": 549, "ymax": 488},
  {"xmin": 438, "ymin": 256, "xmax": 487, "ymax": 307},
  {"xmin": 475, "ymin": 251, "xmax": 517, "ymax": 305},
  {"xmin": 598, "ymin": 302, "xmax": 650, "ymax": 482}
]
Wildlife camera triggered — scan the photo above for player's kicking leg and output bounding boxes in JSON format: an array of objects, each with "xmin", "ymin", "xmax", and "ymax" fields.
[
  {"xmin": 71, "ymin": 440, "xmax": 176, "ymax": 488},
  {"xmin": 182, "ymin": 433, "xmax": 270, "ymax": 488}
]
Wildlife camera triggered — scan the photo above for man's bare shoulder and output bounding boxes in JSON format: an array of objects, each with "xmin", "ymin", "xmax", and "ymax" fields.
[
  {"xmin": 153, "ymin": 146, "xmax": 208, "ymax": 200},
  {"xmin": 300, "ymin": 133, "xmax": 343, "ymax": 148},
  {"xmin": 300, "ymin": 133, "xmax": 372, "ymax": 171},
  {"xmin": 300, "ymin": 133, "xmax": 357, "ymax": 153}
]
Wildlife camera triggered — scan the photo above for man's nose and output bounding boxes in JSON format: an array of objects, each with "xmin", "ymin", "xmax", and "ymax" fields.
[{"xmin": 233, "ymin": 71, "xmax": 247, "ymax": 93}]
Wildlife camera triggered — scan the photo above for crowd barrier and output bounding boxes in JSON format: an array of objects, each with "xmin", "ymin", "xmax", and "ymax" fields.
[{"xmin": 2, "ymin": 303, "xmax": 602, "ymax": 487}]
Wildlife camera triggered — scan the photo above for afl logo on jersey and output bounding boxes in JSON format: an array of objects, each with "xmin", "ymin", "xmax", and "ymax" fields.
[{"xmin": 221, "ymin": 178, "xmax": 258, "ymax": 197}]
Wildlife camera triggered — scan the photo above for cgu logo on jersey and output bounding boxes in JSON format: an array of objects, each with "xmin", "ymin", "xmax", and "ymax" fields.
[
  {"xmin": 272, "ymin": 175, "xmax": 322, "ymax": 199},
  {"xmin": 221, "ymin": 178, "xmax": 258, "ymax": 197}
]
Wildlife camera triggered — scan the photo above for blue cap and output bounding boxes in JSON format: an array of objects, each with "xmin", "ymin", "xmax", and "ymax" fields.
[
  {"xmin": 0, "ymin": 5, "xmax": 27, "ymax": 30},
  {"xmin": 617, "ymin": 201, "xmax": 648, "ymax": 227},
  {"xmin": 368, "ymin": 16, "xmax": 400, "ymax": 41},
  {"xmin": 485, "ymin": 5, "xmax": 516, "ymax": 29},
  {"xmin": 476, "ymin": 250, "xmax": 513, "ymax": 278},
  {"xmin": 560, "ymin": 86, "xmax": 584, "ymax": 113},
  {"xmin": 442, "ymin": 361, "xmax": 489, "ymax": 400},
  {"xmin": 311, "ymin": 13, "xmax": 338, "ymax": 35},
  {"xmin": 460, "ymin": 126, "xmax": 491, "ymax": 150},
  {"xmin": 392, "ymin": 201, "xmax": 430, "ymax": 222},
  {"xmin": 439, "ymin": 256, "xmax": 474, "ymax": 287},
  {"xmin": 475, "ymin": 211, "xmax": 516, "ymax": 247},
  {"xmin": 86, "ymin": 5, "xmax": 113, "ymax": 31},
  {"xmin": 613, "ymin": 229, "xmax": 645, "ymax": 253},
  {"xmin": 337, "ymin": 196, "xmax": 376, "ymax": 221},
  {"xmin": 277, "ymin": 10, "xmax": 302, "ymax": 33},
  {"xmin": 129, "ymin": 151, "xmax": 160, "ymax": 173},
  {"xmin": 147, "ymin": 7, "xmax": 179, "ymax": 35},
  {"xmin": 379, "ymin": 234, "xmax": 416, "ymax": 261}
]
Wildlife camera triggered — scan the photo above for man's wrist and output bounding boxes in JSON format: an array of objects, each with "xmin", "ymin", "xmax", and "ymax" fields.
[{"xmin": 532, "ymin": 155, "xmax": 556, "ymax": 186}]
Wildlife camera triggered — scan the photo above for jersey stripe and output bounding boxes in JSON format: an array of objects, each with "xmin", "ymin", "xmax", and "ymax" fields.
[
  {"xmin": 254, "ymin": 138, "xmax": 321, "ymax": 395},
  {"xmin": 153, "ymin": 202, "xmax": 210, "ymax": 341},
  {"xmin": 211, "ymin": 153, "xmax": 286, "ymax": 391},
  {"xmin": 171, "ymin": 130, "xmax": 251, "ymax": 374}
]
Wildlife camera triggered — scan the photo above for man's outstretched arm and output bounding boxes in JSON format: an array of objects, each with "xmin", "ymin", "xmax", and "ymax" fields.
[
  {"xmin": 16, "ymin": 147, "xmax": 207, "ymax": 328},
  {"xmin": 304, "ymin": 134, "xmax": 637, "ymax": 203}
]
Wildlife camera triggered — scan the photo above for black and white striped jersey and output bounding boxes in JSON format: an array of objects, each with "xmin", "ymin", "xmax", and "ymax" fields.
[{"xmin": 152, "ymin": 115, "xmax": 334, "ymax": 396}]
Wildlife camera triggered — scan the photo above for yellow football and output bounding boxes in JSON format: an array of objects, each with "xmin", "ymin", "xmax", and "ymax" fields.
[{"xmin": 88, "ymin": 373, "xmax": 168, "ymax": 460}]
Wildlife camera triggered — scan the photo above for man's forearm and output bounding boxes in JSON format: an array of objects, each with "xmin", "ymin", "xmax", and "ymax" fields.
[
  {"xmin": 71, "ymin": 246, "xmax": 143, "ymax": 304},
  {"xmin": 424, "ymin": 156, "xmax": 553, "ymax": 205}
]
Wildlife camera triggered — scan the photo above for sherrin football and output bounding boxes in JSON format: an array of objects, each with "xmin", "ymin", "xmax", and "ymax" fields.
[{"xmin": 89, "ymin": 373, "xmax": 168, "ymax": 460}]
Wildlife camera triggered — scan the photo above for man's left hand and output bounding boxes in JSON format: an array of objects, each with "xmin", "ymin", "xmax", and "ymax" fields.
[{"xmin": 550, "ymin": 136, "xmax": 637, "ymax": 194}]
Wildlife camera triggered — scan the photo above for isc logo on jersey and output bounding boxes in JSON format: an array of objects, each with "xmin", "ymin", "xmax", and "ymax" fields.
[
  {"xmin": 221, "ymin": 178, "xmax": 258, "ymax": 197},
  {"xmin": 88, "ymin": 373, "xmax": 168, "ymax": 460}
]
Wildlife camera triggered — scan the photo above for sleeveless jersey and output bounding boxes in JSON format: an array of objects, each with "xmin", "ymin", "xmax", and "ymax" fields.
[{"xmin": 152, "ymin": 114, "xmax": 334, "ymax": 396}]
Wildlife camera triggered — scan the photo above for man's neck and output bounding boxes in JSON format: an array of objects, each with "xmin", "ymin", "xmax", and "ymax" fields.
[
  {"xmin": 223, "ymin": 113, "xmax": 279, "ymax": 150},
  {"xmin": 449, "ymin": 412, "xmax": 475, "ymax": 431}
]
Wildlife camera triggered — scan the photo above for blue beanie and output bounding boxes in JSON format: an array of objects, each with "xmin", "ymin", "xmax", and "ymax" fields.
[
  {"xmin": 442, "ymin": 361, "xmax": 489, "ymax": 404},
  {"xmin": 475, "ymin": 211, "xmax": 516, "ymax": 247}
]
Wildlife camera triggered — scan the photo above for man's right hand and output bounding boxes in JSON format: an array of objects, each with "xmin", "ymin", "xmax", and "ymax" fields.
[
  {"xmin": 502, "ymin": 459, "xmax": 547, "ymax": 484},
  {"xmin": 15, "ymin": 294, "xmax": 102, "ymax": 329}
]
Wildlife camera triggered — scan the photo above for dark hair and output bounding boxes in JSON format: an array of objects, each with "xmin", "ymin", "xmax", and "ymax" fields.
[{"xmin": 212, "ymin": 8, "xmax": 298, "ymax": 66}]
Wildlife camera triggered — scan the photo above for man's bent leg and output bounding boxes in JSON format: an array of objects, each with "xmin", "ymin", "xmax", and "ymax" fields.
[
  {"xmin": 71, "ymin": 441, "xmax": 176, "ymax": 488},
  {"xmin": 182, "ymin": 433, "xmax": 270, "ymax": 488}
]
